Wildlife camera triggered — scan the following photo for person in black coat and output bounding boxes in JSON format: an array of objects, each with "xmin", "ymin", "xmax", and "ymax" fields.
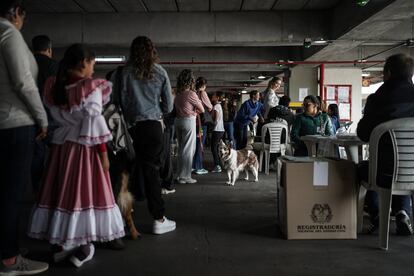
[
  {"xmin": 266, "ymin": 95, "xmax": 295, "ymax": 128},
  {"xmin": 357, "ymin": 53, "xmax": 414, "ymax": 235},
  {"xmin": 30, "ymin": 35, "xmax": 58, "ymax": 192}
]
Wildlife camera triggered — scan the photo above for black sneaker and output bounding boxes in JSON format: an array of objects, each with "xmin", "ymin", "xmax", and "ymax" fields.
[
  {"xmin": 106, "ymin": 239, "xmax": 125, "ymax": 250},
  {"xmin": 69, "ymin": 244, "xmax": 95, "ymax": 268},
  {"xmin": 395, "ymin": 210, "xmax": 413, "ymax": 236}
]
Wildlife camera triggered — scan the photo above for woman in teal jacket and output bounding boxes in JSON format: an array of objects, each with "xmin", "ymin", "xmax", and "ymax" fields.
[{"xmin": 291, "ymin": 95, "xmax": 333, "ymax": 156}]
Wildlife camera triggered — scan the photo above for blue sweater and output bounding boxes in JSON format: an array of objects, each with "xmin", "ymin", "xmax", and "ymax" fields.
[{"xmin": 234, "ymin": 99, "xmax": 264, "ymax": 126}]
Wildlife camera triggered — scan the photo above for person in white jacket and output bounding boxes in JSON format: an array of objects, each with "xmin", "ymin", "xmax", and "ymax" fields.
[
  {"xmin": 0, "ymin": 1, "xmax": 49, "ymax": 275},
  {"xmin": 263, "ymin": 77, "xmax": 282, "ymax": 119}
]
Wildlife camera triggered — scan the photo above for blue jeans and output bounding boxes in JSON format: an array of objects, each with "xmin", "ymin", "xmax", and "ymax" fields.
[
  {"xmin": 234, "ymin": 122, "xmax": 247, "ymax": 150},
  {"xmin": 358, "ymin": 161, "xmax": 412, "ymax": 218},
  {"xmin": 193, "ymin": 125, "xmax": 207, "ymax": 170},
  {"xmin": 0, "ymin": 126, "xmax": 35, "ymax": 259},
  {"xmin": 224, "ymin": 121, "xmax": 235, "ymax": 147}
]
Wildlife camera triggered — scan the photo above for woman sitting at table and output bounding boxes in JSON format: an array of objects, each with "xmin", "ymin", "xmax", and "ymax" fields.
[
  {"xmin": 291, "ymin": 95, "xmax": 333, "ymax": 156},
  {"xmin": 328, "ymin": 103, "xmax": 340, "ymax": 133}
]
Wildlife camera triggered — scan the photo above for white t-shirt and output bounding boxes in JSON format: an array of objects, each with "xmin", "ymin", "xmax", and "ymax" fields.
[{"xmin": 213, "ymin": 103, "xmax": 225, "ymax": 132}]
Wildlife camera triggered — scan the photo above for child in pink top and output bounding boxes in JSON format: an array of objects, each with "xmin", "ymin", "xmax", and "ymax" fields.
[{"xmin": 28, "ymin": 44, "xmax": 124, "ymax": 268}]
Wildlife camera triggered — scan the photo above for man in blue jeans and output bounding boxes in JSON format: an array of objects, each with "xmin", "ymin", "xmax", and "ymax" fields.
[
  {"xmin": 234, "ymin": 90, "xmax": 264, "ymax": 150},
  {"xmin": 357, "ymin": 53, "xmax": 414, "ymax": 235}
]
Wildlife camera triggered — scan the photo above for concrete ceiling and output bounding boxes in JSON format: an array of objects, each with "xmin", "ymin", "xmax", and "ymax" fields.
[
  {"xmin": 23, "ymin": 0, "xmax": 343, "ymax": 13},
  {"xmin": 21, "ymin": 0, "xmax": 414, "ymax": 91}
]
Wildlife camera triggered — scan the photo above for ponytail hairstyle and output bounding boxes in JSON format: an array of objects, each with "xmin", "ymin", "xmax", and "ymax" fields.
[
  {"xmin": 128, "ymin": 36, "xmax": 159, "ymax": 80},
  {"xmin": 53, "ymin": 44, "xmax": 95, "ymax": 106},
  {"xmin": 195, "ymin": 77, "xmax": 207, "ymax": 90},
  {"xmin": 176, "ymin": 69, "xmax": 195, "ymax": 93}
]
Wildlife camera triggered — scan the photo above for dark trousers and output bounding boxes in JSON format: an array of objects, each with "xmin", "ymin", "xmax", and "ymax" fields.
[
  {"xmin": 129, "ymin": 121, "xmax": 165, "ymax": 220},
  {"xmin": 211, "ymin": 131, "xmax": 224, "ymax": 166},
  {"xmin": 223, "ymin": 121, "xmax": 235, "ymax": 147},
  {"xmin": 0, "ymin": 126, "xmax": 35, "ymax": 259},
  {"xmin": 31, "ymin": 139, "xmax": 46, "ymax": 192},
  {"xmin": 358, "ymin": 160, "xmax": 412, "ymax": 218},
  {"xmin": 234, "ymin": 123, "xmax": 247, "ymax": 150},
  {"xmin": 193, "ymin": 125, "xmax": 207, "ymax": 170},
  {"xmin": 160, "ymin": 126, "xmax": 174, "ymax": 189}
]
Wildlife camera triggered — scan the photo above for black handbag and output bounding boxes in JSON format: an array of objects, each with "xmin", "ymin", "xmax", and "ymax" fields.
[{"xmin": 200, "ymin": 110, "xmax": 214, "ymax": 126}]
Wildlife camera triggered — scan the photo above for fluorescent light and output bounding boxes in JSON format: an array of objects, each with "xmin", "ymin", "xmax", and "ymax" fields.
[
  {"xmin": 313, "ymin": 38, "xmax": 328, "ymax": 45},
  {"xmin": 241, "ymin": 90, "xmax": 248, "ymax": 94},
  {"xmin": 362, "ymin": 73, "xmax": 370, "ymax": 77},
  {"xmin": 95, "ymin": 56, "xmax": 126, "ymax": 63},
  {"xmin": 257, "ymin": 75, "xmax": 266, "ymax": 80}
]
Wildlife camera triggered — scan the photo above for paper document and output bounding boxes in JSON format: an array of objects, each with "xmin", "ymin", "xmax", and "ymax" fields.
[
  {"xmin": 299, "ymin": 88, "xmax": 308, "ymax": 101},
  {"xmin": 338, "ymin": 86, "xmax": 350, "ymax": 103},
  {"xmin": 326, "ymin": 86, "xmax": 336, "ymax": 100},
  {"xmin": 339, "ymin": 103, "xmax": 351, "ymax": 120},
  {"xmin": 313, "ymin": 161, "xmax": 329, "ymax": 187}
]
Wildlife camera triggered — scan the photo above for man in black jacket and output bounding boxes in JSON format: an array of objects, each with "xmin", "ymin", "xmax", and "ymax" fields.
[
  {"xmin": 357, "ymin": 53, "xmax": 414, "ymax": 235},
  {"xmin": 32, "ymin": 35, "xmax": 58, "ymax": 96},
  {"xmin": 31, "ymin": 35, "xmax": 58, "ymax": 192}
]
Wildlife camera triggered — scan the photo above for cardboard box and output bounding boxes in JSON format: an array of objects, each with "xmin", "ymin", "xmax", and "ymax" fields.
[{"xmin": 278, "ymin": 157, "xmax": 357, "ymax": 239}]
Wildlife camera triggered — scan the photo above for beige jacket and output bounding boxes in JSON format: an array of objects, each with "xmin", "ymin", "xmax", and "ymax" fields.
[{"xmin": 0, "ymin": 18, "xmax": 47, "ymax": 129}]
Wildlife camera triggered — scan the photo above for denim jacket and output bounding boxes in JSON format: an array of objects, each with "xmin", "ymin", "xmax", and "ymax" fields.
[{"xmin": 111, "ymin": 64, "xmax": 173, "ymax": 126}]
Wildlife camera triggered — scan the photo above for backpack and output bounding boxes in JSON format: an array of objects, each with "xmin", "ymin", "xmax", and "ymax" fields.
[{"xmin": 103, "ymin": 66, "xmax": 135, "ymax": 161}]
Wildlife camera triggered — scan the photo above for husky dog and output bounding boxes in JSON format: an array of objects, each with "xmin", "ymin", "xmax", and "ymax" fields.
[{"xmin": 219, "ymin": 140, "xmax": 259, "ymax": 186}]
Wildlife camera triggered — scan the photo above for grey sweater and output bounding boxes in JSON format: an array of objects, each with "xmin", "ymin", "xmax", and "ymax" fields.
[{"xmin": 0, "ymin": 18, "xmax": 48, "ymax": 129}]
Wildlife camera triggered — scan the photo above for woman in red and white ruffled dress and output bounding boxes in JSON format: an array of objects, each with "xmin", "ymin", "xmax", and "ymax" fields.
[{"xmin": 28, "ymin": 44, "xmax": 124, "ymax": 267}]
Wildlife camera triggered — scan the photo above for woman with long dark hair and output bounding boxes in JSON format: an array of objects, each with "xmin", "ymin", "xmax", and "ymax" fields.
[
  {"xmin": 28, "ymin": 44, "xmax": 125, "ymax": 267},
  {"xmin": 290, "ymin": 95, "xmax": 333, "ymax": 156},
  {"xmin": 0, "ymin": 1, "xmax": 49, "ymax": 274},
  {"xmin": 110, "ymin": 36, "xmax": 175, "ymax": 234}
]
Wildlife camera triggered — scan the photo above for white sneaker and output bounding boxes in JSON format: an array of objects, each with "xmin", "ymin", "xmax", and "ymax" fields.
[
  {"xmin": 161, "ymin": 188, "xmax": 176, "ymax": 195},
  {"xmin": 185, "ymin": 178, "xmax": 197, "ymax": 184},
  {"xmin": 69, "ymin": 244, "xmax": 95, "ymax": 268},
  {"xmin": 177, "ymin": 178, "xmax": 187, "ymax": 184},
  {"xmin": 177, "ymin": 178, "xmax": 197, "ymax": 184},
  {"xmin": 153, "ymin": 216, "xmax": 176, "ymax": 234}
]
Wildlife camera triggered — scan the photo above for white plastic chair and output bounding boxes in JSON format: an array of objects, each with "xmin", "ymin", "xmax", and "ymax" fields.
[
  {"xmin": 253, "ymin": 119, "xmax": 288, "ymax": 175},
  {"xmin": 358, "ymin": 118, "xmax": 414, "ymax": 250}
]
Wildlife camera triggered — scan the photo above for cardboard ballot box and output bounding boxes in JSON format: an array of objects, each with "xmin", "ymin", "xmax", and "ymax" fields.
[{"xmin": 278, "ymin": 157, "xmax": 357, "ymax": 240}]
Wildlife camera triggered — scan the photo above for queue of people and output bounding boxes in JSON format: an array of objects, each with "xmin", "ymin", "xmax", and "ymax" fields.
[{"xmin": 1, "ymin": 1, "xmax": 414, "ymax": 274}]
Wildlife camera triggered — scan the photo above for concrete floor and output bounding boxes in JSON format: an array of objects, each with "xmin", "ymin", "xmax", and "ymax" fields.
[{"xmin": 18, "ymin": 158, "xmax": 414, "ymax": 276}]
